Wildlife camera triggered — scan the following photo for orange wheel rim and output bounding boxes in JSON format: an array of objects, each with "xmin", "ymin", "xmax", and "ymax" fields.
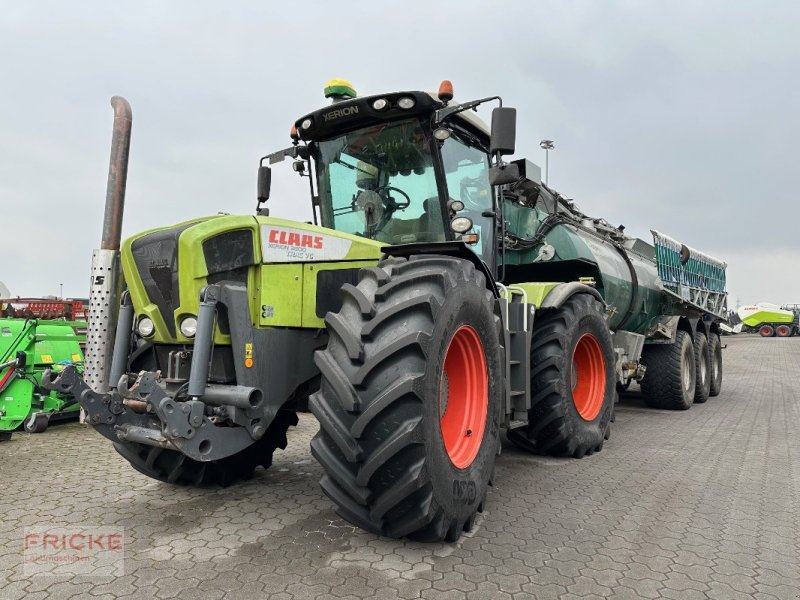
[
  {"xmin": 571, "ymin": 333, "xmax": 606, "ymax": 421},
  {"xmin": 439, "ymin": 325, "xmax": 488, "ymax": 469}
]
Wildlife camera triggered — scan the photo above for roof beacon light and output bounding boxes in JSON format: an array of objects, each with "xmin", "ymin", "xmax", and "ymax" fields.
[
  {"xmin": 290, "ymin": 125, "xmax": 299, "ymax": 141},
  {"xmin": 324, "ymin": 78, "xmax": 357, "ymax": 102},
  {"xmin": 438, "ymin": 80, "xmax": 454, "ymax": 103}
]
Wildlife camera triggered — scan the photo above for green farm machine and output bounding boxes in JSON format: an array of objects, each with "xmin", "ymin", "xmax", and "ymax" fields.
[
  {"xmin": 47, "ymin": 81, "xmax": 727, "ymax": 540},
  {"xmin": 0, "ymin": 299, "xmax": 86, "ymax": 438}
]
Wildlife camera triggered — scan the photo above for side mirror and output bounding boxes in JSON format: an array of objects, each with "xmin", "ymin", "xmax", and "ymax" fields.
[
  {"xmin": 257, "ymin": 165, "xmax": 272, "ymax": 203},
  {"xmin": 490, "ymin": 107, "xmax": 517, "ymax": 156}
]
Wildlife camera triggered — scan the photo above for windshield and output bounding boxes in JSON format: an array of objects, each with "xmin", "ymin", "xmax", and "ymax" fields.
[
  {"xmin": 315, "ymin": 118, "xmax": 446, "ymax": 244},
  {"xmin": 440, "ymin": 131, "xmax": 495, "ymax": 262}
]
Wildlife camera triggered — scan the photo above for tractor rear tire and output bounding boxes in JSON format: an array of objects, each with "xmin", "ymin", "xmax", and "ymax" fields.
[
  {"xmin": 708, "ymin": 332, "xmax": 723, "ymax": 397},
  {"xmin": 759, "ymin": 324, "xmax": 775, "ymax": 337},
  {"xmin": 640, "ymin": 330, "xmax": 696, "ymax": 410},
  {"xmin": 775, "ymin": 324, "xmax": 792, "ymax": 337},
  {"xmin": 506, "ymin": 294, "xmax": 615, "ymax": 458},
  {"xmin": 693, "ymin": 331, "xmax": 711, "ymax": 404},
  {"xmin": 112, "ymin": 409, "xmax": 298, "ymax": 486},
  {"xmin": 310, "ymin": 255, "xmax": 503, "ymax": 541}
]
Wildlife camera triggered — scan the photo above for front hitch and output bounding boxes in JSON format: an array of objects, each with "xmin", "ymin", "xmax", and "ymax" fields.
[{"xmin": 42, "ymin": 365, "xmax": 265, "ymax": 462}]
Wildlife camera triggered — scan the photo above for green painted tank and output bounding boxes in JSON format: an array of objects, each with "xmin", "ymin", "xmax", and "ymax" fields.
[{"xmin": 499, "ymin": 177, "xmax": 726, "ymax": 337}]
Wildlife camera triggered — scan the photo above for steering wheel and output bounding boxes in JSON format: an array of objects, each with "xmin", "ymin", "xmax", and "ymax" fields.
[{"xmin": 378, "ymin": 186, "xmax": 411, "ymax": 210}]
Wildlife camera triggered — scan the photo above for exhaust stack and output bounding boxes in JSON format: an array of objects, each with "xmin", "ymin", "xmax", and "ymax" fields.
[{"xmin": 84, "ymin": 96, "xmax": 132, "ymax": 394}]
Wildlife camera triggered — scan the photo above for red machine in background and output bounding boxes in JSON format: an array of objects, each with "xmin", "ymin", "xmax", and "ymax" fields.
[{"xmin": 0, "ymin": 298, "xmax": 88, "ymax": 321}]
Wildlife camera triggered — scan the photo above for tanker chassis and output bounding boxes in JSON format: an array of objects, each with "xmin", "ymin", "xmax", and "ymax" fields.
[{"xmin": 47, "ymin": 81, "xmax": 727, "ymax": 541}]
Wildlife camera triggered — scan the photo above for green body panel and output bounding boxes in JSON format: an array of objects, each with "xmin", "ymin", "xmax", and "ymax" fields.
[
  {"xmin": 0, "ymin": 319, "xmax": 85, "ymax": 430},
  {"xmin": 741, "ymin": 309, "xmax": 794, "ymax": 327},
  {"xmin": 121, "ymin": 215, "xmax": 384, "ymax": 344}
]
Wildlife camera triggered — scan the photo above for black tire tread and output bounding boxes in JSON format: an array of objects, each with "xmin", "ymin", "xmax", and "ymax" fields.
[
  {"xmin": 693, "ymin": 331, "xmax": 711, "ymax": 404},
  {"xmin": 310, "ymin": 255, "xmax": 496, "ymax": 541},
  {"xmin": 640, "ymin": 330, "xmax": 694, "ymax": 410},
  {"xmin": 708, "ymin": 332, "xmax": 723, "ymax": 397},
  {"xmin": 514, "ymin": 294, "xmax": 614, "ymax": 458}
]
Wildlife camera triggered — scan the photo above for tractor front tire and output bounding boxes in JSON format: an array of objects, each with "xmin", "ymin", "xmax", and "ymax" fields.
[
  {"xmin": 640, "ymin": 330, "xmax": 696, "ymax": 410},
  {"xmin": 693, "ymin": 331, "xmax": 711, "ymax": 403},
  {"xmin": 112, "ymin": 409, "xmax": 298, "ymax": 486},
  {"xmin": 708, "ymin": 332, "xmax": 723, "ymax": 397},
  {"xmin": 310, "ymin": 256, "xmax": 503, "ymax": 542},
  {"xmin": 506, "ymin": 294, "xmax": 615, "ymax": 458}
]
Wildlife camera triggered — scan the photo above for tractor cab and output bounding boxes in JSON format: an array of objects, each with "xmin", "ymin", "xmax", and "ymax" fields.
[{"xmin": 259, "ymin": 79, "xmax": 518, "ymax": 269}]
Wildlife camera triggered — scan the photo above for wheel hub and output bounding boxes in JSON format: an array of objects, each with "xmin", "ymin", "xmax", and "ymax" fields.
[
  {"xmin": 571, "ymin": 333, "xmax": 606, "ymax": 421},
  {"xmin": 439, "ymin": 325, "xmax": 488, "ymax": 469}
]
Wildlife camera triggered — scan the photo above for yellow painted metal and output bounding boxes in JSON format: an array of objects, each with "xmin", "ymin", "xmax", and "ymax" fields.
[{"xmin": 259, "ymin": 264, "xmax": 304, "ymax": 327}]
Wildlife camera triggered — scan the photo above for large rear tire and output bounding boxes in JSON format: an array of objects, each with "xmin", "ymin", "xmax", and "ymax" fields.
[
  {"xmin": 507, "ymin": 294, "xmax": 615, "ymax": 458},
  {"xmin": 775, "ymin": 324, "xmax": 792, "ymax": 337},
  {"xmin": 112, "ymin": 409, "xmax": 298, "ymax": 486},
  {"xmin": 708, "ymin": 332, "xmax": 723, "ymax": 397},
  {"xmin": 640, "ymin": 330, "xmax": 695, "ymax": 410},
  {"xmin": 759, "ymin": 324, "xmax": 775, "ymax": 337},
  {"xmin": 693, "ymin": 331, "xmax": 711, "ymax": 403},
  {"xmin": 310, "ymin": 256, "xmax": 503, "ymax": 541}
]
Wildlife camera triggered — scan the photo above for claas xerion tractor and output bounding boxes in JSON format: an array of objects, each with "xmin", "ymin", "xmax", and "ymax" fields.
[{"xmin": 47, "ymin": 79, "xmax": 728, "ymax": 541}]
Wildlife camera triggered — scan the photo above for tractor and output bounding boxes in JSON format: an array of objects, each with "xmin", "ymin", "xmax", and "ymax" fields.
[{"xmin": 46, "ymin": 80, "xmax": 727, "ymax": 541}]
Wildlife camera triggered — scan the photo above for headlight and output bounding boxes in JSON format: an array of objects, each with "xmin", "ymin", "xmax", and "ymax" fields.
[
  {"xmin": 301, "ymin": 118, "xmax": 313, "ymax": 130},
  {"xmin": 450, "ymin": 217, "xmax": 474, "ymax": 233},
  {"xmin": 137, "ymin": 317, "xmax": 155, "ymax": 337},
  {"xmin": 397, "ymin": 97, "xmax": 416, "ymax": 110},
  {"xmin": 372, "ymin": 98, "xmax": 389, "ymax": 111},
  {"xmin": 180, "ymin": 317, "xmax": 198, "ymax": 338}
]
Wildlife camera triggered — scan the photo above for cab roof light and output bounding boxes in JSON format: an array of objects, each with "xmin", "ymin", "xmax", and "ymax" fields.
[{"xmin": 438, "ymin": 80, "xmax": 454, "ymax": 103}]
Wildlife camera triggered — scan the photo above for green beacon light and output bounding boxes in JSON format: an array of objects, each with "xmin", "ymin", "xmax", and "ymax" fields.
[{"xmin": 324, "ymin": 78, "xmax": 357, "ymax": 103}]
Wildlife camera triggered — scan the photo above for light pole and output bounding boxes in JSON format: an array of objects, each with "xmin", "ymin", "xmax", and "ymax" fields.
[
  {"xmin": 59, "ymin": 283, "xmax": 63, "ymax": 299},
  {"xmin": 539, "ymin": 139, "xmax": 554, "ymax": 185}
]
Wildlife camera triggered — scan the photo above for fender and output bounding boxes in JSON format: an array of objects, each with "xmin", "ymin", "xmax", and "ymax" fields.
[
  {"xmin": 540, "ymin": 282, "xmax": 605, "ymax": 310},
  {"xmin": 381, "ymin": 242, "xmax": 499, "ymax": 297}
]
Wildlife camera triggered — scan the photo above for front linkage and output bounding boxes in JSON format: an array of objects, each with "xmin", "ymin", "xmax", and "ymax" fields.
[{"xmin": 44, "ymin": 282, "xmax": 320, "ymax": 464}]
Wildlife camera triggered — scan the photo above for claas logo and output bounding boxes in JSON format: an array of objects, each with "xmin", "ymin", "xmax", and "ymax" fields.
[{"xmin": 268, "ymin": 229, "xmax": 323, "ymax": 249}]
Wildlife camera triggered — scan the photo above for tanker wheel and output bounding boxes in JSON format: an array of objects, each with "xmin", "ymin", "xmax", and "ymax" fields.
[
  {"xmin": 775, "ymin": 324, "xmax": 792, "ymax": 338},
  {"xmin": 506, "ymin": 294, "xmax": 614, "ymax": 458},
  {"xmin": 759, "ymin": 324, "xmax": 775, "ymax": 337},
  {"xmin": 640, "ymin": 330, "xmax": 696, "ymax": 410},
  {"xmin": 708, "ymin": 332, "xmax": 723, "ymax": 397},
  {"xmin": 24, "ymin": 412, "xmax": 49, "ymax": 433},
  {"xmin": 112, "ymin": 408, "xmax": 298, "ymax": 486},
  {"xmin": 309, "ymin": 256, "xmax": 502, "ymax": 542},
  {"xmin": 692, "ymin": 331, "xmax": 711, "ymax": 404}
]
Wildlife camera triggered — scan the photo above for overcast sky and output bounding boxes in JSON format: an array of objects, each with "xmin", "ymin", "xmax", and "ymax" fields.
[{"xmin": 1, "ymin": 1, "xmax": 798, "ymax": 307}]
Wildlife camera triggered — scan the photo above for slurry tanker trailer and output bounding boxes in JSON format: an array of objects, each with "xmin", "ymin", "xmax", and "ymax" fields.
[{"xmin": 47, "ymin": 80, "xmax": 728, "ymax": 541}]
